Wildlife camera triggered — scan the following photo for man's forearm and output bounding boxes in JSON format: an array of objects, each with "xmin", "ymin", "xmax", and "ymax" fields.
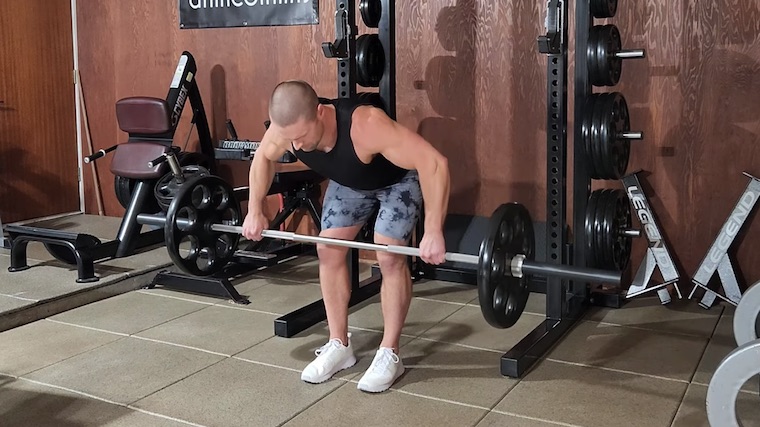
[
  {"xmin": 248, "ymin": 154, "xmax": 276, "ymax": 215},
  {"xmin": 420, "ymin": 158, "xmax": 450, "ymax": 232}
]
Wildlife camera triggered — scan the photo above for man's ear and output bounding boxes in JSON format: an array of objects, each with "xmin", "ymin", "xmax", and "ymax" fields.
[{"xmin": 316, "ymin": 103, "xmax": 325, "ymax": 118}]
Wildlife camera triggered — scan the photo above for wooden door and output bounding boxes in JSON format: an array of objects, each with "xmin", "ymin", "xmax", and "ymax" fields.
[{"xmin": 0, "ymin": 0, "xmax": 79, "ymax": 223}]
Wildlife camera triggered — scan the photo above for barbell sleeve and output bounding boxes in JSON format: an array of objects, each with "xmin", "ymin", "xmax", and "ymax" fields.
[
  {"xmin": 521, "ymin": 259, "xmax": 620, "ymax": 284},
  {"xmin": 210, "ymin": 224, "xmax": 620, "ymax": 284}
]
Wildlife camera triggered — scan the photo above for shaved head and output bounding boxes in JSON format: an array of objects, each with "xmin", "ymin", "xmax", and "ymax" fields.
[{"xmin": 269, "ymin": 80, "xmax": 319, "ymax": 127}]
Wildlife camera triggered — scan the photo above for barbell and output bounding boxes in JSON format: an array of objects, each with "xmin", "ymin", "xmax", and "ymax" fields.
[{"xmin": 137, "ymin": 175, "xmax": 622, "ymax": 329}]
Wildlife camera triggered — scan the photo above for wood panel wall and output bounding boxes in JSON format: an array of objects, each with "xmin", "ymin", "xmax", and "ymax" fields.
[{"xmin": 75, "ymin": 0, "xmax": 760, "ymax": 295}]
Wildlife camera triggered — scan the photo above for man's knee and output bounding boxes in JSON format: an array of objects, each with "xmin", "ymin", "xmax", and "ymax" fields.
[
  {"xmin": 376, "ymin": 252, "xmax": 408, "ymax": 274},
  {"xmin": 316, "ymin": 243, "xmax": 349, "ymax": 266}
]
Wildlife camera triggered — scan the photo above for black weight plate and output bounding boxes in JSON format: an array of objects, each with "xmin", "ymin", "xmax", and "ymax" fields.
[
  {"xmin": 477, "ymin": 203, "xmax": 534, "ymax": 329},
  {"xmin": 597, "ymin": 92, "xmax": 617, "ymax": 179},
  {"xmin": 359, "ymin": 0, "xmax": 382, "ymax": 28},
  {"xmin": 154, "ymin": 165, "xmax": 211, "ymax": 212},
  {"xmin": 610, "ymin": 93, "xmax": 631, "ymax": 178},
  {"xmin": 582, "ymin": 95, "xmax": 598, "ymax": 175},
  {"xmin": 165, "ymin": 175, "xmax": 241, "ymax": 276},
  {"xmin": 590, "ymin": 93, "xmax": 610, "ymax": 179},
  {"xmin": 591, "ymin": 26, "xmax": 610, "ymax": 87},
  {"xmin": 585, "ymin": 190, "xmax": 603, "ymax": 268},
  {"xmin": 607, "ymin": 25, "xmax": 623, "ymax": 85},
  {"xmin": 601, "ymin": 189, "xmax": 619, "ymax": 269},
  {"xmin": 355, "ymin": 34, "xmax": 385, "ymax": 87},
  {"xmin": 114, "ymin": 175, "xmax": 162, "ymax": 213},
  {"xmin": 587, "ymin": 27, "xmax": 601, "ymax": 86},
  {"xmin": 595, "ymin": 25, "xmax": 622, "ymax": 86},
  {"xmin": 610, "ymin": 190, "xmax": 633, "ymax": 270},
  {"xmin": 593, "ymin": 189, "xmax": 612, "ymax": 268},
  {"xmin": 591, "ymin": 0, "xmax": 617, "ymax": 18},
  {"xmin": 594, "ymin": 26, "xmax": 611, "ymax": 86}
]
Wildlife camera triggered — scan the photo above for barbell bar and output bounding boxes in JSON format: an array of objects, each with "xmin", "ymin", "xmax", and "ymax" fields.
[
  {"xmin": 138, "ymin": 209, "xmax": 623, "ymax": 287},
  {"xmin": 209, "ymin": 224, "xmax": 621, "ymax": 285}
]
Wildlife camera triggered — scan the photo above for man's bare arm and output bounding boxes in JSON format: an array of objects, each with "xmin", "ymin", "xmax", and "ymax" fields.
[
  {"xmin": 248, "ymin": 131, "xmax": 290, "ymax": 215},
  {"xmin": 353, "ymin": 107, "xmax": 450, "ymax": 233}
]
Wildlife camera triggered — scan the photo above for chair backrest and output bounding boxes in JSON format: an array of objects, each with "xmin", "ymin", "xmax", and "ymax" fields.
[
  {"xmin": 111, "ymin": 97, "xmax": 174, "ymax": 179},
  {"xmin": 115, "ymin": 97, "xmax": 172, "ymax": 136}
]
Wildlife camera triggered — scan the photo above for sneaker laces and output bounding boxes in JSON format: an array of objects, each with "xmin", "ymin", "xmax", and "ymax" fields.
[
  {"xmin": 314, "ymin": 338, "xmax": 344, "ymax": 357},
  {"xmin": 369, "ymin": 348, "xmax": 399, "ymax": 374}
]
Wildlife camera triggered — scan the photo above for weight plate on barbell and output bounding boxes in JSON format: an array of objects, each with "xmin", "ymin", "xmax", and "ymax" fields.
[
  {"xmin": 165, "ymin": 175, "xmax": 242, "ymax": 276},
  {"xmin": 478, "ymin": 203, "xmax": 534, "ymax": 329},
  {"xmin": 356, "ymin": 34, "xmax": 385, "ymax": 88}
]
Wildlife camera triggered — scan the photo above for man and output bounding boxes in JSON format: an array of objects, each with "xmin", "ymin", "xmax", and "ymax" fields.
[{"xmin": 242, "ymin": 80, "xmax": 450, "ymax": 393}]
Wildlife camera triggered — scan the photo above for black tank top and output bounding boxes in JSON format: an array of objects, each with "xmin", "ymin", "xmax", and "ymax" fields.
[{"xmin": 292, "ymin": 97, "xmax": 408, "ymax": 190}]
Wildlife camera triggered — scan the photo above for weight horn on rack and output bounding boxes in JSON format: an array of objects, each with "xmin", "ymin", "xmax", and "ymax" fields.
[{"xmin": 139, "ymin": 175, "xmax": 623, "ymax": 329}]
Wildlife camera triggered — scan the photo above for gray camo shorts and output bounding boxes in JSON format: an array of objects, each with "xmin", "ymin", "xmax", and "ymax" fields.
[{"xmin": 321, "ymin": 170, "xmax": 422, "ymax": 242}]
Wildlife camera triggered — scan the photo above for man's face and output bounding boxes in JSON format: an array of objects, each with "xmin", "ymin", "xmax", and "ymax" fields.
[{"xmin": 278, "ymin": 116, "xmax": 323, "ymax": 152}]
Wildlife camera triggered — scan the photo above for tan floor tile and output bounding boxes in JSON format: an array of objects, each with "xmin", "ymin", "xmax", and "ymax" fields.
[
  {"xmin": 0, "ymin": 320, "xmax": 121, "ymax": 376},
  {"xmin": 412, "ymin": 279, "xmax": 478, "ymax": 304},
  {"xmin": 495, "ymin": 360, "xmax": 687, "ymax": 427},
  {"xmin": 0, "ymin": 255, "xmax": 130, "ymax": 300},
  {"xmin": 135, "ymin": 305, "xmax": 276, "ymax": 355},
  {"xmin": 672, "ymin": 383, "xmax": 760, "ymax": 427},
  {"xmin": 254, "ymin": 256, "xmax": 376, "ymax": 284},
  {"xmin": 693, "ymin": 313, "xmax": 759, "ymax": 393},
  {"xmin": 23, "ymin": 214, "xmax": 124, "ymax": 241},
  {"xmin": 136, "ymin": 287, "xmax": 230, "ymax": 305},
  {"xmin": 50, "ymin": 291, "xmax": 208, "ymax": 335},
  {"xmin": 348, "ymin": 295, "xmax": 463, "ymax": 337},
  {"xmin": 476, "ymin": 411, "xmax": 570, "ymax": 427},
  {"xmin": 421, "ymin": 305, "xmax": 547, "ymax": 352},
  {"xmin": 548, "ymin": 320, "xmax": 709, "ymax": 381},
  {"xmin": 0, "ymin": 294, "xmax": 33, "ymax": 312},
  {"xmin": 239, "ymin": 280, "xmax": 326, "ymax": 315},
  {"xmin": 24, "ymin": 337, "xmax": 223, "ymax": 405},
  {"xmin": 133, "ymin": 357, "xmax": 342, "ymax": 427},
  {"xmin": 584, "ymin": 296, "xmax": 722, "ymax": 338},
  {"xmin": 0, "ymin": 376, "xmax": 190, "ymax": 427},
  {"xmin": 395, "ymin": 337, "xmax": 517, "ymax": 408},
  {"xmin": 281, "ymin": 382, "xmax": 488, "ymax": 427}
]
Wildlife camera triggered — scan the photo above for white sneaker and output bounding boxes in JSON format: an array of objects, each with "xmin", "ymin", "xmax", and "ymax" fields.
[
  {"xmin": 357, "ymin": 347, "xmax": 405, "ymax": 393},
  {"xmin": 301, "ymin": 335, "xmax": 357, "ymax": 384}
]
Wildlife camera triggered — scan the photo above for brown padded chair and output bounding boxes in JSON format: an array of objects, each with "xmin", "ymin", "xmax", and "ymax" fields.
[{"xmin": 110, "ymin": 97, "xmax": 174, "ymax": 180}]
